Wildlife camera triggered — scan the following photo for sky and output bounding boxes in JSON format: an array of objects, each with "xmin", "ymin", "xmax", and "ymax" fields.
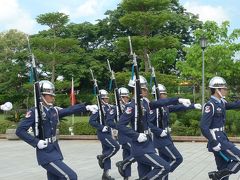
[{"xmin": 0, "ymin": 0, "xmax": 240, "ymax": 35}]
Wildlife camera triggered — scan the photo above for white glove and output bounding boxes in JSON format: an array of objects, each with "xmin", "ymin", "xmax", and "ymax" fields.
[
  {"xmin": 212, "ymin": 143, "xmax": 221, "ymax": 152},
  {"xmin": 86, "ymin": 105, "xmax": 98, "ymax": 113},
  {"xmin": 137, "ymin": 133, "xmax": 147, "ymax": 143},
  {"xmin": 37, "ymin": 140, "xmax": 48, "ymax": 149},
  {"xmin": 178, "ymin": 98, "xmax": 191, "ymax": 107},
  {"xmin": 102, "ymin": 126, "xmax": 108, "ymax": 132},
  {"xmin": 194, "ymin": 103, "xmax": 202, "ymax": 110},
  {"xmin": 0, "ymin": 102, "xmax": 13, "ymax": 111},
  {"xmin": 160, "ymin": 130, "xmax": 168, "ymax": 137}
]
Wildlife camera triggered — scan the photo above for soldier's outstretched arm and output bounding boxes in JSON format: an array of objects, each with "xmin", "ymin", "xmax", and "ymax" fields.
[
  {"xmin": 225, "ymin": 100, "xmax": 240, "ymax": 110},
  {"xmin": 57, "ymin": 103, "xmax": 87, "ymax": 118},
  {"xmin": 168, "ymin": 104, "xmax": 195, "ymax": 113},
  {"xmin": 149, "ymin": 97, "xmax": 179, "ymax": 110}
]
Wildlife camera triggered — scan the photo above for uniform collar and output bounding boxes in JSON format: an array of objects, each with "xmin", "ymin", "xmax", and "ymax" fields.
[{"xmin": 211, "ymin": 95, "xmax": 221, "ymax": 103}]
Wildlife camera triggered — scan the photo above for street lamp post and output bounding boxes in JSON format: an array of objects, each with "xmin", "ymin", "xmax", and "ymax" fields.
[{"xmin": 200, "ymin": 37, "xmax": 207, "ymax": 106}]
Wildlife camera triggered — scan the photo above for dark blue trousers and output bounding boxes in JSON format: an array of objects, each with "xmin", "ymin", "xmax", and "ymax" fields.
[
  {"xmin": 157, "ymin": 143, "xmax": 183, "ymax": 179},
  {"xmin": 121, "ymin": 142, "xmax": 134, "ymax": 177},
  {"xmin": 42, "ymin": 160, "xmax": 77, "ymax": 180},
  {"xmin": 135, "ymin": 153, "xmax": 170, "ymax": 179},
  {"xmin": 100, "ymin": 135, "xmax": 120, "ymax": 171},
  {"xmin": 213, "ymin": 145, "xmax": 240, "ymax": 180}
]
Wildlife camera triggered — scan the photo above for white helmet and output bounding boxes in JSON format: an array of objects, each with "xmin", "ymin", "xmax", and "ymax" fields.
[
  {"xmin": 128, "ymin": 75, "xmax": 148, "ymax": 89},
  {"xmin": 152, "ymin": 84, "xmax": 167, "ymax": 95},
  {"xmin": 39, "ymin": 80, "xmax": 55, "ymax": 96},
  {"xmin": 99, "ymin": 89, "xmax": 109, "ymax": 99},
  {"xmin": 118, "ymin": 87, "xmax": 130, "ymax": 97},
  {"xmin": 209, "ymin": 76, "xmax": 227, "ymax": 89}
]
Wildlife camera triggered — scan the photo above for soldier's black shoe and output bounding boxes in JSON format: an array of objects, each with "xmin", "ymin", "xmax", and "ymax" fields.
[
  {"xmin": 97, "ymin": 155, "xmax": 104, "ymax": 169},
  {"xmin": 208, "ymin": 169, "xmax": 231, "ymax": 180},
  {"xmin": 116, "ymin": 161, "xmax": 125, "ymax": 177},
  {"xmin": 102, "ymin": 172, "xmax": 115, "ymax": 180},
  {"xmin": 123, "ymin": 177, "xmax": 129, "ymax": 180}
]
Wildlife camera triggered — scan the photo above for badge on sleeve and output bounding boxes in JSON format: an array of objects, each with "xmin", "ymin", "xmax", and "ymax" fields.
[
  {"xmin": 25, "ymin": 111, "xmax": 32, "ymax": 118},
  {"xmin": 125, "ymin": 107, "xmax": 132, "ymax": 114},
  {"xmin": 204, "ymin": 106, "xmax": 211, "ymax": 113}
]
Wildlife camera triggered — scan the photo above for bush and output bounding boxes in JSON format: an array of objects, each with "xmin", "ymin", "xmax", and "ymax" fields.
[
  {"xmin": 58, "ymin": 119, "xmax": 71, "ymax": 135},
  {"xmin": 0, "ymin": 120, "xmax": 15, "ymax": 134},
  {"xmin": 73, "ymin": 121, "xmax": 96, "ymax": 135}
]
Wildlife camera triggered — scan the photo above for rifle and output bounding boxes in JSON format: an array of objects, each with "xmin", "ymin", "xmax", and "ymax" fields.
[
  {"xmin": 107, "ymin": 60, "xmax": 122, "ymax": 121},
  {"xmin": 147, "ymin": 54, "xmax": 163, "ymax": 129},
  {"xmin": 90, "ymin": 69, "xmax": 105, "ymax": 125},
  {"xmin": 128, "ymin": 36, "xmax": 144, "ymax": 133},
  {"xmin": 26, "ymin": 36, "xmax": 46, "ymax": 140}
]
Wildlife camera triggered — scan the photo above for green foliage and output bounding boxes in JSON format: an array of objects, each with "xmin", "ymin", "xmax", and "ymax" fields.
[
  {"xmin": 58, "ymin": 119, "xmax": 70, "ymax": 135},
  {"xmin": 73, "ymin": 121, "xmax": 96, "ymax": 135},
  {"xmin": 0, "ymin": 120, "xmax": 15, "ymax": 133}
]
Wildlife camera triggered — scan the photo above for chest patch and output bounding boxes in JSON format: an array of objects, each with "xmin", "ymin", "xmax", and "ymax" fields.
[
  {"xmin": 125, "ymin": 107, "xmax": 133, "ymax": 114},
  {"xmin": 216, "ymin": 107, "xmax": 222, "ymax": 113},
  {"xmin": 204, "ymin": 106, "xmax": 211, "ymax": 113}
]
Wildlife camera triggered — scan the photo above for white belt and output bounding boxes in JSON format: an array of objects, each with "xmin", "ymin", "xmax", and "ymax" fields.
[
  {"xmin": 210, "ymin": 127, "xmax": 224, "ymax": 132},
  {"xmin": 45, "ymin": 136, "xmax": 57, "ymax": 143}
]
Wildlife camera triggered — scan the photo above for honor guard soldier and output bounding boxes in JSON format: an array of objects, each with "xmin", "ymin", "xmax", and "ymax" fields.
[
  {"xmin": 200, "ymin": 76, "xmax": 240, "ymax": 180},
  {"xmin": 16, "ymin": 80, "xmax": 97, "ymax": 180},
  {"xmin": 149, "ymin": 84, "xmax": 202, "ymax": 179},
  {"xmin": 118, "ymin": 75, "xmax": 187, "ymax": 179},
  {"xmin": 106, "ymin": 87, "xmax": 134, "ymax": 180},
  {"xmin": 89, "ymin": 89, "xmax": 120, "ymax": 180}
]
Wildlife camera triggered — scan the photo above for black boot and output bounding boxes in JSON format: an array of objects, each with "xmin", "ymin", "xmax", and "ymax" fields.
[
  {"xmin": 123, "ymin": 177, "xmax": 129, "ymax": 180},
  {"xmin": 208, "ymin": 169, "xmax": 232, "ymax": 180},
  {"xmin": 102, "ymin": 172, "xmax": 115, "ymax": 180},
  {"xmin": 97, "ymin": 155, "xmax": 104, "ymax": 169},
  {"xmin": 116, "ymin": 161, "xmax": 125, "ymax": 177}
]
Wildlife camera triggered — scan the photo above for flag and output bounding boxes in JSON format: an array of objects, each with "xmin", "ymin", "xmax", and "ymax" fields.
[{"xmin": 70, "ymin": 77, "xmax": 76, "ymax": 106}]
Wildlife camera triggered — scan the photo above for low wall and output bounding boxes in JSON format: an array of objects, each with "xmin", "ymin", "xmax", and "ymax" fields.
[{"xmin": 3, "ymin": 130, "xmax": 240, "ymax": 143}]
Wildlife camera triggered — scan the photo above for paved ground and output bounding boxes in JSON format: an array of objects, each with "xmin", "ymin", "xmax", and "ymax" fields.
[{"xmin": 1, "ymin": 140, "xmax": 240, "ymax": 180}]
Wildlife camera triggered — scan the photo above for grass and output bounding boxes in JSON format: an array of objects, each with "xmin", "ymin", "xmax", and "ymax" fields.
[{"xmin": 60, "ymin": 115, "xmax": 90, "ymax": 123}]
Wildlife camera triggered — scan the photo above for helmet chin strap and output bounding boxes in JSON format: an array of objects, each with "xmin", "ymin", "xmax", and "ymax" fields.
[
  {"xmin": 41, "ymin": 96, "xmax": 53, "ymax": 107},
  {"xmin": 216, "ymin": 89, "xmax": 224, "ymax": 99}
]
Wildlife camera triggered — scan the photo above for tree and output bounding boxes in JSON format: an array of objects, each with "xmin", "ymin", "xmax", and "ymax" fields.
[
  {"xmin": 36, "ymin": 12, "xmax": 71, "ymax": 82},
  {"xmin": 176, "ymin": 21, "xmax": 240, "ymax": 93},
  {"xmin": 0, "ymin": 29, "xmax": 30, "ymax": 106},
  {"xmin": 116, "ymin": 0, "xmax": 202, "ymax": 73}
]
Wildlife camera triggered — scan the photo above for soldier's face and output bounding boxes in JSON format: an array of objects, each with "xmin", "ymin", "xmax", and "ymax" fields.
[
  {"xmin": 102, "ymin": 98, "xmax": 109, "ymax": 103},
  {"xmin": 160, "ymin": 93, "xmax": 167, "ymax": 98},
  {"xmin": 122, "ymin": 96, "xmax": 130, "ymax": 103},
  {"xmin": 220, "ymin": 88, "xmax": 228, "ymax": 97},
  {"xmin": 43, "ymin": 94, "xmax": 55, "ymax": 104},
  {"xmin": 141, "ymin": 88, "xmax": 148, "ymax": 97}
]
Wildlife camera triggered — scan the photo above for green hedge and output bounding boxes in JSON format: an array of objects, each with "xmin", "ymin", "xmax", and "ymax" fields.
[
  {"xmin": 0, "ymin": 120, "xmax": 15, "ymax": 134},
  {"xmin": 73, "ymin": 122, "xmax": 96, "ymax": 135}
]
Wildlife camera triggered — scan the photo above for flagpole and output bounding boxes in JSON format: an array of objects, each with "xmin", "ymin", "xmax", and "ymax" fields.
[{"xmin": 70, "ymin": 76, "xmax": 75, "ymax": 135}]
